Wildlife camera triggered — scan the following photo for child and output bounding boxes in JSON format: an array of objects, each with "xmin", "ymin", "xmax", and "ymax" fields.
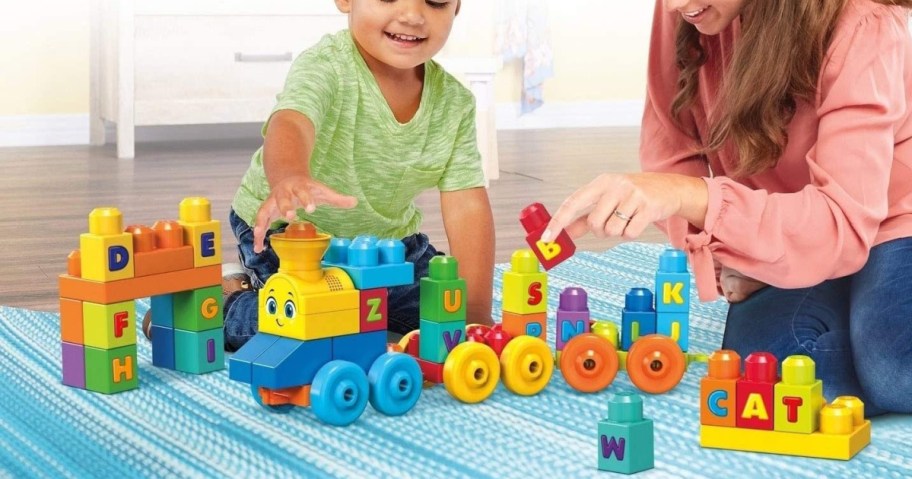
[
  {"xmin": 145, "ymin": 0, "xmax": 495, "ymax": 350},
  {"xmin": 541, "ymin": 0, "xmax": 912, "ymax": 415}
]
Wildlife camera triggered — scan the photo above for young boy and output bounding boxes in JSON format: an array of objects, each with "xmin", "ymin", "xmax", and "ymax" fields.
[{"xmin": 142, "ymin": 0, "xmax": 496, "ymax": 351}]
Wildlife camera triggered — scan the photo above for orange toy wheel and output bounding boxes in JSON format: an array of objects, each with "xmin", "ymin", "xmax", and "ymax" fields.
[
  {"xmin": 559, "ymin": 333, "xmax": 619, "ymax": 393},
  {"xmin": 626, "ymin": 334, "xmax": 686, "ymax": 394}
]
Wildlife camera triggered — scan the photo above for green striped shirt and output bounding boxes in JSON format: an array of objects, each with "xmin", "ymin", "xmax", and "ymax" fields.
[{"xmin": 232, "ymin": 30, "xmax": 484, "ymax": 239}]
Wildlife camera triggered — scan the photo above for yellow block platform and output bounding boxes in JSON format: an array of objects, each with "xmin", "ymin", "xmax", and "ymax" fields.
[{"xmin": 699, "ymin": 421, "xmax": 871, "ymax": 460}]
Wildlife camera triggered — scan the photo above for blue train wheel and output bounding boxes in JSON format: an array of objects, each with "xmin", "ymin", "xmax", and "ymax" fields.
[
  {"xmin": 310, "ymin": 360, "xmax": 369, "ymax": 426},
  {"xmin": 368, "ymin": 353, "xmax": 422, "ymax": 416}
]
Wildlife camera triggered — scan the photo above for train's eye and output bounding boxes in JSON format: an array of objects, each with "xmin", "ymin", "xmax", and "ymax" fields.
[
  {"xmin": 284, "ymin": 300, "xmax": 296, "ymax": 319},
  {"xmin": 266, "ymin": 297, "xmax": 277, "ymax": 315}
]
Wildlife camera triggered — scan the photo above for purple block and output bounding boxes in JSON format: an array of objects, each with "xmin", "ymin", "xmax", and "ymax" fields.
[
  {"xmin": 61, "ymin": 342, "xmax": 85, "ymax": 389},
  {"xmin": 557, "ymin": 287, "xmax": 590, "ymax": 350}
]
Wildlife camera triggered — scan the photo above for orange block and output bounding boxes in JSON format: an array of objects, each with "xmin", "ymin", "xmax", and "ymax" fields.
[
  {"xmin": 134, "ymin": 245, "xmax": 194, "ymax": 277},
  {"xmin": 258, "ymin": 385, "xmax": 311, "ymax": 407},
  {"xmin": 502, "ymin": 311, "xmax": 546, "ymax": 341},
  {"xmin": 59, "ymin": 265, "xmax": 221, "ymax": 304},
  {"xmin": 60, "ymin": 297, "xmax": 84, "ymax": 344}
]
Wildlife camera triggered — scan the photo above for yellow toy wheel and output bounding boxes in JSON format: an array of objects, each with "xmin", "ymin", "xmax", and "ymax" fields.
[
  {"xmin": 626, "ymin": 334, "xmax": 686, "ymax": 394},
  {"xmin": 500, "ymin": 336, "xmax": 554, "ymax": 396},
  {"xmin": 443, "ymin": 341, "xmax": 501, "ymax": 403}
]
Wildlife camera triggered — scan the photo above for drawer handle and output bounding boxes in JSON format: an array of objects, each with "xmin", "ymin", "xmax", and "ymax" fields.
[{"xmin": 234, "ymin": 52, "xmax": 293, "ymax": 63}]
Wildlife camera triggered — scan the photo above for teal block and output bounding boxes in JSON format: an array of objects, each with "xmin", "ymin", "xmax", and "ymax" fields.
[
  {"xmin": 597, "ymin": 393, "xmax": 654, "ymax": 474},
  {"xmin": 229, "ymin": 333, "xmax": 281, "ymax": 384},
  {"xmin": 174, "ymin": 328, "xmax": 225, "ymax": 374},
  {"xmin": 418, "ymin": 319, "xmax": 465, "ymax": 363},
  {"xmin": 656, "ymin": 312, "xmax": 689, "ymax": 352},
  {"xmin": 150, "ymin": 294, "xmax": 174, "ymax": 328}
]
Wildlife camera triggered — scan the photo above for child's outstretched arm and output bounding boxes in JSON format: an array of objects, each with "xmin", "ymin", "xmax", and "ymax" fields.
[
  {"xmin": 440, "ymin": 187, "xmax": 495, "ymax": 327},
  {"xmin": 252, "ymin": 110, "xmax": 357, "ymax": 253}
]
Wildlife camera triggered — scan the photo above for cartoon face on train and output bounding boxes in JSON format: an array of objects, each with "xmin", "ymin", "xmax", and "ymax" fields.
[{"xmin": 259, "ymin": 275, "xmax": 300, "ymax": 337}]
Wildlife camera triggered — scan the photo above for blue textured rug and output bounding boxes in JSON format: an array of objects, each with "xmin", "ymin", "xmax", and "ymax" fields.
[{"xmin": 1, "ymin": 243, "xmax": 909, "ymax": 478}]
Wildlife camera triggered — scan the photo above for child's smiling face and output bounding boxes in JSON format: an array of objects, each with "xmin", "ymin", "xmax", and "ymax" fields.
[{"xmin": 336, "ymin": 0, "xmax": 458, "ymax": 71}]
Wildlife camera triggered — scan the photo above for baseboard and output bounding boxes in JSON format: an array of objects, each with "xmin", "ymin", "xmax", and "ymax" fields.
[
  {"xmin": 495, "ymin": 100, "xmax": 645, "ymax": 130},
  {"xmin": 0, "ymin": 114, "xmax": 89, "ymax": 147}
]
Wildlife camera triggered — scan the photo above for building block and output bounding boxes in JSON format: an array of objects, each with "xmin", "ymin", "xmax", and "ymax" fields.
[
  {"xmin": 61, "ymin": 342, "xmax": 86, "ymax": 389},
  {"xmin": 736, "ymin": 352, "xmax": 778, "ymax": 430},
  {"xmin": 151, "ymin": 325, "xmax": 176, "ymax": 370},
  {"xmin": 128, "ymin": 222, "xmax": 195, "ymax": 277},
  {"xmin": 174, "ymin": 328, "xmax": 224, "ymax": 374},
  {"xmin": 173, "ymin": 285, "xmax": 223, "ymax": 332},
  {"xmin": 620, "ymin": 288, "xmax": 655, "ymax": 350},
  {"xmin": 323, "ymin": 236, "xmax": 414, "ymax": 289},
  {"xmin": 502, "ymin": 249, "xmax": 548, "ymax": 315},
  {"xmin": 251, "ymin": 336, "xmax": 332, "ymax": 389},
  {"xmin": 419, "ymin": 256, "xmax": 467, "ymax": 323},
  {"xmin": 229, "ymin": 333, "xmax": 282, "ymax": 383},
  {"xmin": 597, "ymin": 393, "xmax": 654, "ymax": 474},
  {"xmin": 79, "ymin": 208, "xmax": 135, "ymax": 283},
  {"xmin": 417, "ymin": 357, "xmax": 445, "ymax": 384},
  {"xmin": 59, "ymin": 264, "xmax": 222, "ymax": 304},
  {"xmin": 82, "ymin": 300, "xmax": 136, "ymax": 350},
  {"xmin": 700, "ymin": 350, "xmax": 742, "ymax": 427},
  {"xmin": 359, "ymin": 288, "xmax": 388, "ymax": 333},
  {"xmin": 84, "ymin": 344, "xmax": 138, "ymax": 394},
  {"xmin": 501, "ymin": 311, "xmax": 546, "ymax": 341},
  {"xmin": 519, "ymin": 202, "xmax": 576, "ymax": 270},
  {"xmin": 419, "ymin": 319, "xmax": 466, "ymax": 363},
  {"xmin": 656, "ymin": 312, "xmax": 689, "ymax": 352},
  {"xmin": 177, "ymin": 197, "xmax": 222, "ymax": 268},
  {"xmin": 150, "ymin": 294, "xmax": 175, "ymax": 328},
  {"xmin": 258, "ymin": 286, "xmax": 359, "ymax": 341},
  {"xmin": 701, "ymin": 400, "xmax": 870, "ymax": 460},
  {"xmin": 332, "ymin": 331, "xmax": 387, "ymax": 372},
  {"xmin": 774, "ymin": 355, "xmax": 825, "ymax": 434},
  {"xmin": 555, "ymin": 287, "xmax": 589, "ymax": 351},
  {"xmin": 60, "ymin": 297, "xmax": 84, "ymax": 344},
  {"xmin": 655, "ymin": 249, "xmax": 690, "ymax": 313}
]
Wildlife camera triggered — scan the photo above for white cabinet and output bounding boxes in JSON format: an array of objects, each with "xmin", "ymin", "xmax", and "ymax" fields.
[{"xmin": 91, "ymin": 1, "xmax": 499, "ymax": 182}]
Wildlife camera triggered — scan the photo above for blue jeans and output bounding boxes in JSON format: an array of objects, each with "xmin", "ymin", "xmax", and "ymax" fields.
[
  {"xmin": 223, "ymin": 209, "xmax": 441, "ymax": 351},
  {"xmin": 722, "ymin": 237, "xmax": 912, "ymax": 416}
]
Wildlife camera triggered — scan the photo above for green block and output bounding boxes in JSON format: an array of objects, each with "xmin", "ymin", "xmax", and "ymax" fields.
[
  {"xmin": 418, "ymin": 319, "xmax": 466, "ymax": 362},
  {"xmin": 597, "ymin": 393, "xmax": 654, "ymax": 474},
  {"xmin": 84, "ymin": 344, "xmax": 138, "ymax": 394},
  {"xmin": 175, "ymin": 328, "xmax": 225, "ymax": 374},
  {"xmin": 173, "ymin": 285, "xmax": 223, "ymax": 332},
  {"xmin": 419, "ymin": 278, "xmax": 467, "ymax": 322}
]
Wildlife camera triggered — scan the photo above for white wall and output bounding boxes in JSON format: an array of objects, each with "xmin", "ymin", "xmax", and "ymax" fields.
[{"xmin": 0, "ymin": 0, "xmax": 654, "ymax": 145}]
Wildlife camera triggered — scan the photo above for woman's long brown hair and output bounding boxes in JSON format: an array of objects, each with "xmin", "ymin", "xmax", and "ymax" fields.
[{"xmin": 672, "ymin": 0, "xmax": 911, "ymax": 177}]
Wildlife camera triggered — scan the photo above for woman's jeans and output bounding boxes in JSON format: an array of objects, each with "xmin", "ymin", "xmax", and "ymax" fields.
[
  {"xmin": 223, "ymin": 209, "xmax": 440, "ymax": 351},
  {"xmin": 722, "ymin": 237, "xmax": 912, "ymax": 416}
]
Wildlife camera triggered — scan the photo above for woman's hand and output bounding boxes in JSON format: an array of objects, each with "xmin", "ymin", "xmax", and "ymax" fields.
[
  {"xmin": 720, "ymin": 266, "xmax": 768, "ymax": 303},
  {"xmin": 540, "ymin": 172, "xmax": 708, "ymax": 242}
]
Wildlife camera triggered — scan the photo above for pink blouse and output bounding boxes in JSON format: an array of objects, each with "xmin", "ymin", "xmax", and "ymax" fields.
[{"xmin": 641, "ymin": 0, "xmax": 912, "ymax": 301}]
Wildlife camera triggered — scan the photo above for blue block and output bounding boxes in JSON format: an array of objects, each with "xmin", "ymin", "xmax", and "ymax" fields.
[
  {"xmin": 621, "ymin": 311, "xmax": 656, "ymax": 350},
  {"xmin": 332, "ymin": 331, "xmax": 387, "ymax": 372},
  {"xmin": 323, "ymin": 236, "xmax": 415, "ymax": 289},
  {"xmin": 655, "ymin": 249, "xmax": 691, "ymax": 313},
  {"xmin": 252, "ymin": 337, "xmax": 332, "ymax": 389},
  {"xmin": 228, "ymin": 333, "xmax": 281, "ymax": 384},
  {"xmin": 151, "ymin": 325, "xmax": 176, "ymax": 370},
  {"xmin": 150, "ymin": 294, "xmax": 174, "ymax": 328},
  {"xmin": 656, "ymin": 312, "xmax": 689, "ymax": 352}
]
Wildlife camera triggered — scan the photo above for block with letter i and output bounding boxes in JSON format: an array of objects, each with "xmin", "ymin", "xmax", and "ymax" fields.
[
  {"xmin": 79, "ymin": 207, "xmax": 134, "ymax": 282},
  {"xmin": 597, "ymin": 393, "xmax": 654, "ymax": 474},
  {"xmin": 621, "ymin": 288, "xmax": 655, "ymax": 350},
  {"xmin": 736, "ymin": 352, "xmax": 778, "ymax": 430},
  {"xmin": 700, "ymin": 350, "xmax": 741, "ymax": 427},
  {"xmin": 519, "ymin": 202, "xmax": 575, "ymax": 270},
  {"xmin": 177, "ymin": 197, "xmax": 221, "ymax": 268},
  {"xmin": 774, "ymin": 355, "xmax": 824, "ymax": 434},
  {"xmin": 501, "ymin": 249, "xmax": 547, "ymax": 340}
]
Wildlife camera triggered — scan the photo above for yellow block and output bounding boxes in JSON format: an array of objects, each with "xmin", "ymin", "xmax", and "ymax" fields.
[
  {"xmin": 699, "ymin": 421, "xmax": 871, "ymax": 460},
  {"xmin": 502, "ymin": 273, "xmax": 547, "ymax": 314},
  {"xmin": 258, "ymin": 274, "xmax": 360, "ymax": 340},
  {"xmin": 178, "ymin": 221, "xmax": 222, "ymax": 268},
  {"xmin": 80, "ymin": 232, "xmax": 134, "ymax": 282},
  {"xmin": 83, "ymin": 300, "xmax": 136, "ymax": 349}
]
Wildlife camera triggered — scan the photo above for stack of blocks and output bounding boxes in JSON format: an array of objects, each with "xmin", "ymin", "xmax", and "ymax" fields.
[
  {"xmin": 229, "ymin": 229, "xmax": 414, "ymax": 402},
  {"xmin": 699, "ymin": 350, "xmax": 871, "ymax": 460},
  {"xmin": 621, "ymin": 248, "xmax": 690, "ymax": 352},
  {"xmin": 597, "ymin": 392, "xmax": 655, "ymax": 474},
  {"xmin": 59, "ymin": 197, "xmax": 225, "ymax": 394},
  {"xmin": 416, "ymin": 256, "xmax": 467, "ymax": 383},
  {"xmin": 501, "ymin": 249, "xmax": 547, "ymax": 341}
]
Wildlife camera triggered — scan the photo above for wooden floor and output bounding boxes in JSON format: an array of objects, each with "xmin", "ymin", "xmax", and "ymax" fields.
[{"xmin": 0, "ymin": 127, "xmax": 663, "ymax": 312}]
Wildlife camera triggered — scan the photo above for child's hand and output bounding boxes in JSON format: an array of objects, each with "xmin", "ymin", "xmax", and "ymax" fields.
[
  {"xmin": 252, "ymin": 175, "xmax": 357, "ymax": 253},
  {"xmin": 720, "ymin": 266, "xmax": 767, "ymax": 303}
]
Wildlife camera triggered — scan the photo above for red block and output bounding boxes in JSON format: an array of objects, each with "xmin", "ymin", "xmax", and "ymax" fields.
[
  {"xmin": 417, "ymin": 357, "xmax": 445, "ymax": 384},
  {"xmin": 359, "ymin": 288, "xmax": 388, "ymax": 333},
  {"xmin": 520, "ymin": 203, "xmax": 575, "ymax": 270},
  {"xmin": 735, "ymin": 352, "xmax": 778, "ymax": 430}
]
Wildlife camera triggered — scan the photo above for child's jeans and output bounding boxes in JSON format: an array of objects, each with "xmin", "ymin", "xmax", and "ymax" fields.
[
  {"xmin": 223, "ymin": 209, "xmax": 441, "ymax": 351},
  {"xmin": 722, "ymin": 237, "xmax": 912, "ymax": 416}
]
